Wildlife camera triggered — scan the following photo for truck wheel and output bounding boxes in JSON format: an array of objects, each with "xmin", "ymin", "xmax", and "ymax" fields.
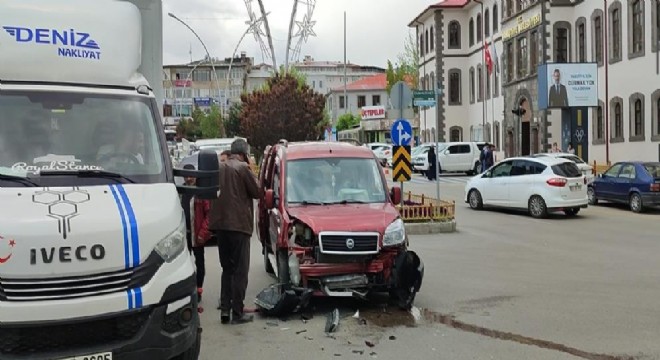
[
  {"xmin": 172, "ymin": 328, "xmax": 201, "ymax": 360},
  {"xmin": 276, "ymin": 249, "xmax": 290, "ymax": 285}
]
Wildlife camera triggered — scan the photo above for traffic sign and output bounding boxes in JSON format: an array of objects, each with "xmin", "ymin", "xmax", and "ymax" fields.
[
  {"xmin": 392, "ymin": 145, "xmax": 412, "ymax": 182},
  {"xmin": 413, "ymin": 89, "xmax": 437, "ymax": 107},
  {"xmin": 391, "ymin": 119, "xmax": 412, "ymax": 146}
]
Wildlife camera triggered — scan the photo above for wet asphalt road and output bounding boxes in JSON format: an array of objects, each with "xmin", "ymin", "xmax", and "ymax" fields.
[{"xmin": 196, "ymin": 173, "xmax": 660, "ymax": 360}]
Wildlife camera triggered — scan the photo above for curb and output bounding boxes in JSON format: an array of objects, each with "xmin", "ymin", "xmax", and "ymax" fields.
[{"xmin": 405, "ymin": 220, "xmax": 457, "ymax": 235}]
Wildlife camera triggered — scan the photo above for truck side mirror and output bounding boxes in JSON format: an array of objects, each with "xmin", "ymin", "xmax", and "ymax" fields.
[
  {"xmin": 390, "ymin": 186, "xmax": 401, "ymax": 204},
  {"xmin": 264, "ymin": 189, "xmax": 275, "ymax": 209},
  {"xmin": 174, "ymin": 149, "xmax": 220, "ymax": 199}
]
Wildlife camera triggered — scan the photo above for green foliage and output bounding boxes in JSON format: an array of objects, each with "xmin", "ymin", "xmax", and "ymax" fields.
[
  {"xmin": 336, "ymin": 113, "xmax": 361, "ymax": 132},
  {"xmin": 224, "ymin": 103, "xmax": 242, "ymax": 138},
  {"xmin": 240, "ymin": 73, "xmax": 326, "ymax": 154},
  {"xmin": 386, "ymin": 31, "xmax": 420, "ymax": 93},
  {"xmin": 200, "ymin": 104, "xmax": 225, "ymax": 138}
]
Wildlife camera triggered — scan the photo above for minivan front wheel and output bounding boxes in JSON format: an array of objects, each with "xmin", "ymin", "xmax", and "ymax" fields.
[{"xmin": 528, "ymin": 195, "xmax": 548, "ymax": 218}]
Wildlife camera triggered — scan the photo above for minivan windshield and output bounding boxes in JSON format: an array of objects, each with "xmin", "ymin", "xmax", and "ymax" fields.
[
  {"xmin": 286, "ymin": 157, "xmax": 387, "ymax": 204},
  {"xmin": 0, "ymin": 90, "xmax": 167, "ymax": 186}
]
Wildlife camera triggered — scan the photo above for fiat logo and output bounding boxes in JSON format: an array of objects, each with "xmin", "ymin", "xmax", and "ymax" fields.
[{"xmin": 345, "ymin": 238, "xmax": 355, "ymax": 249}]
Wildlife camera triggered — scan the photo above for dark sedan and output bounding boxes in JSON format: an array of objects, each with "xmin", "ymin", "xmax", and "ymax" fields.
[{"xmin": 587, "ymin": 161, "xmax": 660, "ymax": 213}]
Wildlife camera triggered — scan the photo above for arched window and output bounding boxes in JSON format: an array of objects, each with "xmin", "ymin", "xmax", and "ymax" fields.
[
  {"xmin": 448, "ymin": 21, "xmax": 461, "ymax": 49},
  {"xmin": 469, "ymin": 18, "xmax": 475, "ymax": 46},
  {"xmin": 485, "ymin": 9, "xmax": 490, "ymax": 37},
  {"xmin": 430, "ymin": 26, "xmax": 435, "ymax": 51},
  {"xmin": 634, "ymin": 99, "xmax": 643, "ymax": 136},
  {"xmin": 477, "ymin": 14, "xmax": 482, "ymax": 42},
  {"xmin": 493, "ymin": 4, "xmax": 499, "ymax": 32},
  {"xmin": 614, "ymin": 102, "xmax": 623, "ymax": 138}
]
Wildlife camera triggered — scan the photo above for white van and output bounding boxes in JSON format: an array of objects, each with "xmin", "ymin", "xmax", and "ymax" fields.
[
  {"xmin": 0, "ymin": 1, "xmax": 218, "ymax": 359},
  {"xmin": 412, "ymin": 142, "xmax": 482, "ymax": 175}
]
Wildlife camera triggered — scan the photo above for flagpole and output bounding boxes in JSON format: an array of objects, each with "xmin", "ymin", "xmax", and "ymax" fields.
[{"xmin": 476, "ymin": 0, "xmax": 486, "ymax": 141}]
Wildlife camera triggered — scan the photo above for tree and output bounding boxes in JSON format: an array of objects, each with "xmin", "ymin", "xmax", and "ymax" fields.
[
  {"xmin": 200, "ymin": 104, "xmax": 225, "ymax": 138},
  {"xmin": 224, "ymin": 103, "xmax": 242, "ymax": 138},
  {"xmin": 386, "ymin": 31, "xmax": 420, "ymax": 93},
  {"xmin": 336, "ymin": 113, "xmax": 360, "ymax": 131},
  {"xmin": 240, "ymin": 72, "xmax": 326, "ymax": 154}
]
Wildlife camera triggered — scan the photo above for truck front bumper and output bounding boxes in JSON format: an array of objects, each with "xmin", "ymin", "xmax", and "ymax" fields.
[{"xmin": 0, "ymin": 276, "xmax": 200, "ymax": 360}]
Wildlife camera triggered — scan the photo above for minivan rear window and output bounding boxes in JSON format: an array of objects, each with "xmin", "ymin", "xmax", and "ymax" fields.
[{"xmin": 551, "ymin": 162, "xmax": 582, "ymax": 178}]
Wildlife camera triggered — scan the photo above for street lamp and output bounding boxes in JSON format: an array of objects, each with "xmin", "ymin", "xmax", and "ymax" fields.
[
  {"xmin": 223, "ymin": 12, "xmax": 270, "ymax": 117},
  {"xmin": 168, "ymin": 12, "xmax": 223, "ymax": 115}
]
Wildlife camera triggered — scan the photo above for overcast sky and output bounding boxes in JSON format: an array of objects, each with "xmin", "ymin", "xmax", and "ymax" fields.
[{"xmin": 163, "ymin": 0, "xmax": 435, "ymax": 68}]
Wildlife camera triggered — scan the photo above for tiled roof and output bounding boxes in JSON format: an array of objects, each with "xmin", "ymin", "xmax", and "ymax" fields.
[
  {"xmin": 408, "ymin": 0, "xmax": 471, "ymax": 27},
  {"xmin": 331, "ymin": 73, "xmax": 386, "ymax": 92}
]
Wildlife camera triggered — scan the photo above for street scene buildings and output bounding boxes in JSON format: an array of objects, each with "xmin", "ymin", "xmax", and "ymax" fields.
[{"xmin": 410, "ymin": 0, "xmax": 660, "ymax": 163}]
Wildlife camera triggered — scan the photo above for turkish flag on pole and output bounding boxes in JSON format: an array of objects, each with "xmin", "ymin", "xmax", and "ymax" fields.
[{"xmin": 484, "ymin": 41, "xmax": 494, "ymax": 75}]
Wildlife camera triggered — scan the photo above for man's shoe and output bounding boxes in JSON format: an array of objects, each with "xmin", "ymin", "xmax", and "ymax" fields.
[
  {"xmin": 220, "ymin": 310, "xmax": 230, "ymax": 324},
  {"xmin": 230, "ymin": 313, "xmax": 253, "ymax": 325}
]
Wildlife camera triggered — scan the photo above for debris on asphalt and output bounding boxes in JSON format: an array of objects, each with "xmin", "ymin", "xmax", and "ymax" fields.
[
  {"xmin": 296, "ymin": 329, "xmax": 307, "ymax": 335},
  {"xmin": 254, "ymin": 284, "xmax": 313, "ymax": 317},
  {"xmin": 325, "ymin": 308, "xmax": 340, "ymax": 333},
  {"xmin": 388, "ymin": 335, "xmax": 396, "ymax": 340},
  {"xmin": 352, "ymin": 350, "xmax": 364, "ymax": 355},
  {"xmin": 352, "ymin": 310, "xmax": 360, "ymax": 318},
  {"xmin": 266, "ymin": 320, "xmax": 279, "ymax": 327},
  {"xmin": 365, "ymin": 340, "xmax": 375, "ymax": 347}
]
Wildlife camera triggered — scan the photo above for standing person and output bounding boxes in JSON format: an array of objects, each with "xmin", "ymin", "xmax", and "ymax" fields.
[
  {"xmin": 567, "ymin": 143, "xmax": 575, "ymax": 154},
  {"xmin": 426, "ymin": 146, "xmax": 437, "ymax": 181},
  {"xmin": 551, "ymin": 142, "xmax": 560, "ymax": 153},
  {"xmin": 180, "ymin": 164, "xmax": 211, "ymax": 304},
  {"xmin": 209, "ymin": 139, "xmax": 262, "ymax": 325},
  {"xmin": 480, "ymin": 143, "xmax": 490, "ymax": 173},
  {"xmin": 484, "ymin": 144, "xmax": 495, "ymax": 171},
  {"xmin": 219, "ymin": 149, "xmax": 231, "ymax": 163}
]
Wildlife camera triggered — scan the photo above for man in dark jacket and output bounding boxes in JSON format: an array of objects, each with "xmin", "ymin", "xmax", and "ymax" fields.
[{"xmin": 209, "ymin": 139, "xmax": 262, "ymax": 324}]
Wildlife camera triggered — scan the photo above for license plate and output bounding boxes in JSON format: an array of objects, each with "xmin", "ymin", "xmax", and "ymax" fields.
[
  {"xmin": 60, "ymin": 352, "xmax": 112, "ymax": 360},
  {"xmin": 570, "ymin": 184, "xmax": 582, "ymax": 191}
]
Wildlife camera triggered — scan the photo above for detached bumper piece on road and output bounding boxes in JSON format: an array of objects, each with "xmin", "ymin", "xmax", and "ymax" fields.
[{"xmin": 0, "ymin": 280, "xmax": 201, "ymax": 360}]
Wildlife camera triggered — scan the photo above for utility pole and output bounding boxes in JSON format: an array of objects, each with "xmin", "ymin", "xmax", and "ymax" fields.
[{"xmin": 343, "ymin": 11, "xmax": 348, "ymax": 115}]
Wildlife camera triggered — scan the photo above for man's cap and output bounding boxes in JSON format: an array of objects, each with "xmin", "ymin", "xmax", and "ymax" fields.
[
  {"xmin": 231, "ymin": 138, "xmax": 249, "ymax": 155},
  {"xmin": 183, "ymin": 164, "xmax": 195, "ymax": 170}
]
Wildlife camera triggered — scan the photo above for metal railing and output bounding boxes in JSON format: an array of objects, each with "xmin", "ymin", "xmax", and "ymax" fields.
[{"xmin": 397, "ymin": 191, "xmax": 455, "ymax": 223}]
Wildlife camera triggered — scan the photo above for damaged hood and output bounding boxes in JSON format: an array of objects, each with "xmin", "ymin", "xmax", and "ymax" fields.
[{"xmin": 286, "ymin": 203, "xmax": 400, "ymax": 233}]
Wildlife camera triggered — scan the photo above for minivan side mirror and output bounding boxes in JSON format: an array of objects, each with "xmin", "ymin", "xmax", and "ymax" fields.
[
  {"xmin": 264, "ymin": 189, "xmax": 275, "ymax": 209},
  {"xmin": 174, "ymin": 149, "xmax": 220, "ymax": 199},
  {"xmin": 390, "ymin": 186, "xmax": 402, "ymax": 204}
]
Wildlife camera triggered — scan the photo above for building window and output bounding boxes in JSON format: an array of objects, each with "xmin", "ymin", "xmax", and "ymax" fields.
[
  {"xmin": 339, "ymin": 96, "xmax": 345, "ymax": 109},
  {"xmin": 505, "ymin": 0, "xmax": 513, "ymax": 18},
  {"xmin": 493, "ymin": 4, "xmax": 499, "ymax": 32},
  {"xmin": 629, "ymin": 0, "xmax": 645, "ymax": 58},
  {"xmin": 486, "ymin": 69, "xmax": 491, "ymax": 99},
  {"xmin": 655, "ymin": 0, "xmax": 660, "ymax": 52},
  {"xmin": 469, "ymin": 18, "xmax": 475, "ymax": 46},
  {"xmin": 629, "ymin": 93, "xmax": 645, "ymax": 140},
  {"xmin": 450, "ymin": 126, "xmax": 463, "ymax": 142},
  {"xmin": 430, "ymin": 26, "xmax": 435, "ymax": 51},
  {"xmin": 448, "ymin": 69, "xmax": 461, "ymax": 105},
  {"xmin": 477, "ymin": 14, "xmax": 482, "ymax": 42},
  {"xmin": 555, "ymin": 26, "xmax": 569, "ymax": 63},
  {"xmin": 493, "ymin": 63, "xmax": 499, "ymax": 97},
  {"xmin": 610, "ymin": 3, "xmax": 622, "ymax": 62},
  {"xmin": 577, "ymin": 20, "xmax": 586, "ymax": 62},
  {"xmin": 477, "ymin": 65, "xmax": 483, "ymax": 101},
  {"xmin": 430, "ymin": 72, "xmax": 435, "ymax": 92},
  {"xmin": 494, "ymin": 121, "xmax": 501, "ymax": 149},
  {"xmin": 448, "ymin": 21, "xmax": 461, "ymax": 49},
  {"xmin": 517, "ymin": 36, "xmax": 528, "ymax": 77},
  {"xmin": 372, "ymin": 95, "xmax": 381, "ymax": 106},
  {"xmin": 505, "ymin": 41, "xmax": 514, "ymax": 82},
  {"xmin": 530, "ymin": 30, "xmax": 538, "ymax": 73},
  {"xmin": 319, "ymin": 80, "xmax": 323, "ymax": 88},
  {"xmin": 469, "ymin": 67, "xmax": 475, "ymax": 103},
  {"xmin": 419, "ymin": 32, "xmax": 424, "ymax": 56},
  {"xmin": 357, "ymin": 95, "xmax": 366, "ymax": 108},
  {"xmin": 611, "ymin": 97, "xmax": 624, "ymax": 141},
  {"xmin": 592, "ymin": 11, "xmax": 604, "ymax": 65},
  {"xmin": 485, "ymin": 9, "xmax": 490, "ymax": 37},
  {"xmin": 425, "ymin": 29, "xmax": 430, "ymax": 54},
  {"xmin": 593, "ymin": 102, "xmax": 605, "ymax": 144}
]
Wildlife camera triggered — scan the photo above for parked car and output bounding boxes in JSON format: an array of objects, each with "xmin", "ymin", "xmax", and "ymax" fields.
[
  {"xmin": 437, "ymin": 142, "xmax": 482, "ymax": 175},
  {"xmin": 464, "ymin": 156, "xmax": 588, "ymax": 218},
  {"xmin": 368, "ymin": 143, "xmax": 392, "ymax": 167},
  {"xmin": 257, "ymin": 141, "xmax": 424, "ymax": 308},
  {"xmin": 587, "ymin": 161, "xmax": 660, "ymax": 213},
  {"xmin": 532, "ymin": 152, "xmax": 594, "ymax": 183}
]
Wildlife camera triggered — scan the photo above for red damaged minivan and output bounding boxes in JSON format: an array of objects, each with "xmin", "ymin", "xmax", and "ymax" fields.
[{"xmin": 257, "ymin": 140, "xmax": 423, "ymax": 309}]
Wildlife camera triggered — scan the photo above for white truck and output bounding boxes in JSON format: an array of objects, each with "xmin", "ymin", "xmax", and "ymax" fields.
[{"xmin": 0, "ymin": 1, "xmax": 219, "ymax": 359}]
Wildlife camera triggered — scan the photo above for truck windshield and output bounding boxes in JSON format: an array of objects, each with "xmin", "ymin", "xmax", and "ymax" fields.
[
  {"xmin": 286, "ymin": 157, "xmax": 387, "ymax": 204},
  {"xmin": 0, "ymin": 89, "xmax": 167, "ymax": 186}
]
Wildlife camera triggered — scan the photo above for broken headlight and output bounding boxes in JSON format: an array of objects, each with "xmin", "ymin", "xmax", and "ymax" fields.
[
  {"xmin": 383, "ymin": 218, "xmax": 406, "ymax": 247},
  {"xmin": 155, "ymin": 216, "xmax": 186, "ymax": 262}
]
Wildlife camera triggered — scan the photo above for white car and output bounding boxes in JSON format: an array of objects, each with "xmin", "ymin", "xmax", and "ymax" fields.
[
  {"xmin": 464, "ymin": 156, "xmax": 588, "ymax": 218},
  {"xmin": 531, "ymin": 152, "xmax": 594, "ymax": 183}
]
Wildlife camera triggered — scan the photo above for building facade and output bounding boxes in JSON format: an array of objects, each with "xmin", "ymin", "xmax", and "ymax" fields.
[
  {"xmin": 410, "ymin": 0, "xmax": 660, "ymax": 163},
  {"xmin": 327, "ymin": 74, "xmax": 417, "ymax": 143},
  {"xmin": 409, "ymin": 0, "xmax": 506, "ymax": 158},
  {"xmin": 162, "ymin": 53, "xmax": 253, "ymax": 126}
]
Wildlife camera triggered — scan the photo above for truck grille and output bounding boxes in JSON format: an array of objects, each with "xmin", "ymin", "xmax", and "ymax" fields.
[
  {"xmin": 318, "ymin": 232, "xmax": 380, "ymax": 255},
  {"xmin": 0, "ymin": 308, "xmax": 151, "ymax": 356},
  {"xmin": 0, "ymin": 251, "xmax": 163, "ymax": 302}
]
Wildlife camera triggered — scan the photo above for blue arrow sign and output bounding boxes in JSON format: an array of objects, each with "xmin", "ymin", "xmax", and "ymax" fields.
[{"xmin": 391, "ymin": 119, "xmax": 412, "ymax": 146}]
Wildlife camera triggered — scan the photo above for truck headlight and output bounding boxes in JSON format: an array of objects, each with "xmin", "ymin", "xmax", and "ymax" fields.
[
  {"xmin": 155, "ymin": 217, "xmax": 186, "ymax": 262},
  {"xmin": 383, "ymin": 218, "xmax": 406, "ymax": 247}
]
